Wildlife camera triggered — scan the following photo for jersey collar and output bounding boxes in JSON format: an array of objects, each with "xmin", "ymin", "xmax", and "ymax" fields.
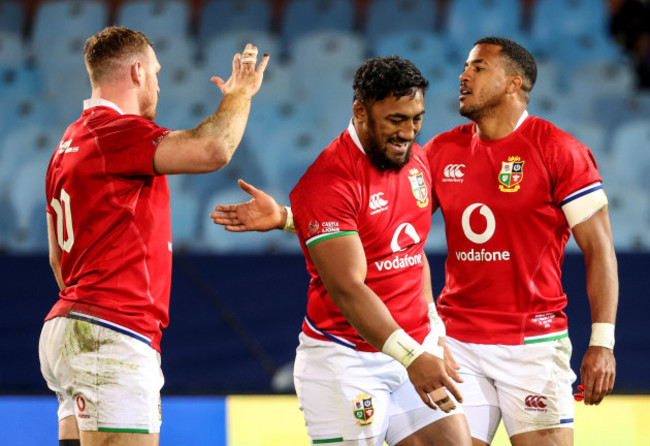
[
  {"xmin": 83, "ymin": 98, "xmax": 124, "ymax": 115},
  {"xmin": 347, "ymin": 119, "xmax": 366, "ymax": 154},
  {"xmin": 514, "ymin": 109, "xmax": 529, "ymax": 131}
]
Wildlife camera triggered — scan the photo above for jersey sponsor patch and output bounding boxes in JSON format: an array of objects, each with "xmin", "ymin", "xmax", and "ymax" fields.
[
  {"xmin": 442, "ymin": 163, "xmax": 466, "ymax": 183},
  {"xmin": 352, "ymin": 394, "xmax": 375, "ymax": 426},
  {"xmin": 498, "ymin": 156, "xmax": 524, "ymax": 192},
  {"xmin": 408, "ymin": 168, "xmax": 429, "ymax": 207}
]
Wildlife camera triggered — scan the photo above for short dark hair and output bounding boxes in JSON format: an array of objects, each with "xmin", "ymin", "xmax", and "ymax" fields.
[
  {"xmin": 84, "ymin": 26, "xmax": 153, "ymax": 85},
  {"xmin": 475, "ymin": 37, "xmax": 537, "ymax": 99},
  {"xmin": 353, "ymin": 56, "xmax": 429, "ymax": 103}
]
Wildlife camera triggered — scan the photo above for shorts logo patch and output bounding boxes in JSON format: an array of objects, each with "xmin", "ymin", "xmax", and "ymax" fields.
[
  {"xmin": 309, "ymin": 220, "xmax": 319, "ymax": 234},
  {"xmin": 524, "ymin": 394, "xmax": 548, "ymax": 412},
  {"xmin": 352, "ymin": 394, "xmax": 374, "ymax": 426},
  {"xmin": 76, "ymin": 395, "xmax": 91, "ymax": 419},
  {"xmin": 408, "ymin": 168, "xmax": 429, "ymax": 208},
  {"xmin": 498, "ymin": 156, "xmax": 524, "ymax": 192}
]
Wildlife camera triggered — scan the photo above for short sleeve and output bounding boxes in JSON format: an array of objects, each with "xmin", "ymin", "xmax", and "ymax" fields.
[
  {"xmin": 544, "ymin": 126, "xmax": 606, "ymax": 227},
  {"xmin": 99, "ymin": 115, "xmax": 170, "ymax": 177},
  {"xmin": 290, "ymin": 164, "xmax": 360, "ymax": 249}
]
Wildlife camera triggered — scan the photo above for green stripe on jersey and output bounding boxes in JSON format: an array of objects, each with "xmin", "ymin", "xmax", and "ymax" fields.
[
  {"xmin": 313, "ymin": 438, "xmax": 344, "ymax": 444},
  {"xmin": 98, "ymin": 427, "xmax": 150, "ymax": 434},
  {"xmin": 306, "ymin": 231, "xmax": 357, "ymax": 248},
  {"xmin": 524, "ymin": 331, "xmax": 569, "ymax": 344}
]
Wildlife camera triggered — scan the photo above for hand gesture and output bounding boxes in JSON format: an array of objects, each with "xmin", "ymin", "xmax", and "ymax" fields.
[
  {"xmin": 407, "ymin": 352, "xmax": 463, "ymax": 413},
  {"xmin": 440, "ymin": 337, "xmax": 463, "ymax": 384},
  {"xmin": 210, "ymin": 179, "xmax": 286, "ymax": 232},
  {"xmin": 579, "ymin": 346, "xmax": 616, "ymax": 405},
  {"xmin": 211, "ymin": 43, "xmax": 269, "ymax": 98}
]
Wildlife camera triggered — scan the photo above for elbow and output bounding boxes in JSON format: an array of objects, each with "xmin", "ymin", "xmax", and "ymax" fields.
[{"xmin": 203, "ymin": 141, "xmax": 234, "ymax": 172}]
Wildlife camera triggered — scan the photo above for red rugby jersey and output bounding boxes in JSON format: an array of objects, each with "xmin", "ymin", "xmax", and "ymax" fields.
[
  {"xmin": 44, "ymin": 99, "xmax": 171, "ymax": 352},
  {"xmin": 425, "ymin": 114, "xmax": 603, "ymax": 345},
  {"xmin": 290, "ymin": 122, "xmax": 432, "ymax": 352}
]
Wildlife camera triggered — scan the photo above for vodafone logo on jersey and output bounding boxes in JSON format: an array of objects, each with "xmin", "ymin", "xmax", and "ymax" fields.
[
  {"xmin": 369, "ymin": 192, "xmax": 388, "ymax": 215},
  {"xmin": 456, "ymin": 203, "xmax": 511, "ymax": 262},
  {"xmin": 375, "ymin": 223, "xmax": 423, "ymax": 271},
  {"xmin": 442, "ymin": 164, "xmax": 465, "ymax": 183}
]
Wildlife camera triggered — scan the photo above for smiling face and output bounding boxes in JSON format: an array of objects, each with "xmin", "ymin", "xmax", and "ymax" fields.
[
  {"xmin": 458, "ymin": 43, "xmax": 512, "ymax": 122},
  {"xmin": 355, "ymin": 88, "xmax": 425, "ymax": 172}
]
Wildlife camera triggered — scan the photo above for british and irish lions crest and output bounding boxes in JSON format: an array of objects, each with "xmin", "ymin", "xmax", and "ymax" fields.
[
  {"xmin": 499, "ymin": 156, "xmax": 524, "ymax": 192},
  {"xmin": 352, "ymin": 394, "xmax": 374, "ymax": 426},
  {"xmin": 408, "ymin": 168, "xmax": 429, "ymax": 207}
]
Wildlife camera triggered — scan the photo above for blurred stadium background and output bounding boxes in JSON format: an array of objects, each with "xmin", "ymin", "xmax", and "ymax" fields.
[{"xmin": 0, "ymin": 0, "xmax": 648, "ymax": 444}]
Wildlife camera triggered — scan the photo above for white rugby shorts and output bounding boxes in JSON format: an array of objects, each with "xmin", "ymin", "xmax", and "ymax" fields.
[
  {"xmin": 446, "ymin": 336, "xmax": 577, "ymax": 443},
  {"xmin": 293, "ymin": 331, "xmax": 463, "ymax": 445},
  {"xmin": 39, "ymin": 316, "xmax": 164, "ymax": 434}
]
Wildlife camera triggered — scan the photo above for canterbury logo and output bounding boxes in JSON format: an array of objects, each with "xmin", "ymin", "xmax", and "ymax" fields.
[
  {"xmin": 369, "ymin": 193, "xmax": 388, "ymax": 210},
  {"xmin": 525, "ymin": 395, "xmax": 547, "ymax": 409},
  {"xmin": 443, "ymin": 164, "xmax": 465, "ymax": 179}
]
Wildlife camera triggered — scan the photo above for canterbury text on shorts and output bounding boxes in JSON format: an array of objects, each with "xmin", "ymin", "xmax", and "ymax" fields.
[
  {"xmin": 294, "ymin": 331, "xmax": 463, "ymax": 445},
  {"xmin": 39, "ymin": 316, "xmax": 164, "ymax": 434},
  {"xmin": 446, "ymin": 336, "xmax": 576, "ymax": 443}
]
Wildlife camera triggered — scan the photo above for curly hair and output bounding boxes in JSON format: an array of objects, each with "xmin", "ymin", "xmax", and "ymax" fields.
[
  {"xmin": 474, "ymin": 37, "xmax": 537, "ymax": 98},
  {"xmin": 353, "ymin": 56, "xmax": 429, "ymax": 103},
  {"xmin": 84, "ymin": 26, "xmax": 153, "ymax": 85}
]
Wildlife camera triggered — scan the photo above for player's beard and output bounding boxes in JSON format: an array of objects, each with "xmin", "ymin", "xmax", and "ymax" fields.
[
  {"xmin": 459, "ymin": 91, "xmax": 501, "ymax": 122},
  {"xmin": 365, "ymin": 115, "xmax": 412, "ymax": 172}
]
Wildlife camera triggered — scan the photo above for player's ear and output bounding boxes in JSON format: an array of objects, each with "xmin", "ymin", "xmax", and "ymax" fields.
[
  {"xmin": 353, "ymin": 100, "xmax": 368, "ymax": 123},
  {"xmin": 131, "ymin": 61, "xmax": 142, "ymax": 85},
  {"xmin": 507, "ymin": 75, "xmax": 522, "ymax": 94}
]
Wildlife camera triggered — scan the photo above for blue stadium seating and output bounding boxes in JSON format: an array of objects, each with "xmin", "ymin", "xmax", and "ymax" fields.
[
  {"xmin": 198, "ymin": 0, "xmax": 272, "ymax": 43},
  {"xmin": 0, "ymin": 0, "xmax": 25, "ymax": 36},
  {"xmin": 281, "ymin": 0, "xmax": 356, "ymax": 52},
  {"xmin": 32, "ymin": 0, "xmax": 108, "ymax": 44},
  {"xmin": 365, "ymin": 0, "xmax": 437, "ymax": 42},
  {"xmin": 115, "ymin": 0, "xmax": 190, "ymax": 39}
]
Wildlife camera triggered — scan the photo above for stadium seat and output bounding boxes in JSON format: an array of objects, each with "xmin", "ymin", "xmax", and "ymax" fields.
[
  {"xmin": 609, "ymin": 119, "xmax": 650, "ymax": 189},
  {"xmin": 606, "ymin": 185, "xmax": 650, "ymax": 252},
  {"xmin": 0, "ymin": 126, "xmax": 61, "ymax": 195},
  {"xmin": 202, "ymin": 30, "xmax": 280, "ymax": 80},
  {"xmin": 531, "ymin": 0, "xmax": 609, "ymax": 45},
  {"xmin": 170, "ymin": 188, "xmax": 201, "ymax": 252},
  {"xmin": 0, "ymin": 0, "xmax": 25, "ymax": 36},
  {"xmin": 115, "ymin": 0, "xmax": 190, "ymax": 39},
  {"xmin": 280, "ymin": 0, "xmax": 356, "ymax": 52},
  {"xmin": 288, "ymin": 31, "xmax": 366, "ymax": 101},
  {"xmin": 445, "ymin": 0, "xmax": 523, "ymax": 54},
  {"xmin": 6, "ymin": 154, "xmax": 51, "ymax": 253},
  {"xmin": 418, "ymin": 89, "xmax": 467, "ymax": 144},
  {"xmin": 0, "ymin": 95, "xmax": 60, "ymax": 139},
  {"xmin": 198, "ymin": 0, "xmax": 272, "ymax": 43},
  {"xmin": 591, "ymin": 92, "xmax": 650, "ymax": 137},
  {"xmin": 31, "ymin": 0, "xmax": 108, "ymax": 44},
  {"xmin": 365, "ymin": 0, "xmax": 437, "ymax": 43},
  {"xmin": 0, "ymin": 30, "xmax": 26, "ymax": 66},
  {"xmin": 149, "ymin": 34, "xmax": 197, "ymax": 71},
  {"xmin": 31, "ymin": 34, "xmax": 90, "ymax": 122}
]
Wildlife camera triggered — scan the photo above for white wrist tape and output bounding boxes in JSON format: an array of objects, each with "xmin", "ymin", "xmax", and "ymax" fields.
[
  {"xmin": 589, "ymin": 323, "xmax": 615, "ymax": 349},
  {"xmin": 283, "ymin": 206, "xmax": 296, "ymax": 233},
  {"xmin": 382, "ymin": 329, "xmax": 425, "ymax": 368},
  {"xmin": 428, "ymin": 302, "xmax": 446, "ymax": 339}
]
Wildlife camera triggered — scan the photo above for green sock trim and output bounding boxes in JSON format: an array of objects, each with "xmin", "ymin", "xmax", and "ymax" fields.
[
  {"xmin": 97, "ymin": 427, "xmax": 150, "ymax": 434},
  {"xmin": 313, "ymin": 437, "xmax": 344, "ymax": 444}
]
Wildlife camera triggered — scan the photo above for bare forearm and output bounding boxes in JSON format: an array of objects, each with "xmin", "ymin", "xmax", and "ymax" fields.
[
  {"xmin": 585, "ymin": 247, "xmax": 618, "ymax": 324},
  {"xmin": 329, "ymin": 283, "xmax": 401, "ymax": 350},
  {"xmin": 189, "ymin": 91, "xmax": 252, "ymax": 162}
]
